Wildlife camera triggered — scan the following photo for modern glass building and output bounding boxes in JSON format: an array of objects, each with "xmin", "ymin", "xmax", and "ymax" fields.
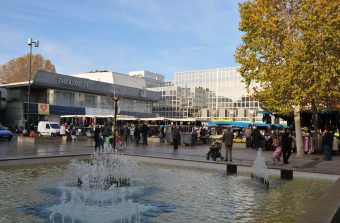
[
  {"xmin": 151, "ymin": 82, "xmax": 209, "ymax": 118},
  {"xmin": 150, "ymin": 67, "xmax": 263, "ymax": 121}
]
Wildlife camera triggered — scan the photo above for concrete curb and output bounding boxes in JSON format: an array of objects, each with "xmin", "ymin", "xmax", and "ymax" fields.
[{"xmin": 296, "ymin": 178, "xmax": 340, "ymax": 223}]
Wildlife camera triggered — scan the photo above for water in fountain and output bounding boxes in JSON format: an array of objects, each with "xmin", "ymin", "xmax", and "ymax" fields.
[
  {"xmin": 49, "ymin": 145, "xmax": 152, "ymax": 222},
  {"xmin": 251, "ymin": 148, "xmax": 269, "ymax": 187}
]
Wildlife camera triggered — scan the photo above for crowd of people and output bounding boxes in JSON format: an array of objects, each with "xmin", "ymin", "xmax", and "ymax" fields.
[
  {"xmin": 10, "ymin": 120, "xmax": 339, "ymax": 162},
  {"xmin": 86, "ymin": 123, "xmax": 338, "ymax": 163},
  {"xmin": 91, "ymin": 122, "xmax": 151, "ymax": 151},
  {"xmin": 243, "ymin": 125, "xmax": 339, "ymax": 163},
  {"xmin": 203, "ymin": 125, "xmax": 339, "ymax": 164}
]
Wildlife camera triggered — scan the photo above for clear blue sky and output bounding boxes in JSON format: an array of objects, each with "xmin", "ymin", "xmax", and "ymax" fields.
[{"xmin": 0, "ymin": 0, "xmax": 243, "ymax": 80}]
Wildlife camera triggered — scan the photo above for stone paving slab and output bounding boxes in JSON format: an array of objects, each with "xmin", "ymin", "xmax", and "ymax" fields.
[{"xmin": 0, "ymin": 139, "xmax": 339, "ymax": 175}]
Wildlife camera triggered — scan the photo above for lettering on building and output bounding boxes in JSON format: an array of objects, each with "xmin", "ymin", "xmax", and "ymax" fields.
[{"xmin": 58, "ymin": 78, "xmax": 89, "ymax": 88}]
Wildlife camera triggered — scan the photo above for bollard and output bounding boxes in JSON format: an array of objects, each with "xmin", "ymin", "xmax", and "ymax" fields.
[
  {"xmin": 227, "ymin": 164, "xmax": 237, "ymax": 174},
  {"xmin": 281, "ymin": 169, "xmax": 293, "ymax": 180}
]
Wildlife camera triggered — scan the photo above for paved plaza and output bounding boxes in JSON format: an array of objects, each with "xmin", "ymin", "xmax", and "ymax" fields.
[{"xmin": 1, "ymin": 137, "xmax": 339, "ymax": 176}]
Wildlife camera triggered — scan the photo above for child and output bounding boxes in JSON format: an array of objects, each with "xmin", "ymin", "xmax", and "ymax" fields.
[{"xmin": 272, "ymin": 139, "xmax": 282, "ymax": 161}]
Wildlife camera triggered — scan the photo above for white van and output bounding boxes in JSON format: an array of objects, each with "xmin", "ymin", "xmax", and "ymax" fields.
[{"xmin": 37, "ymin": 121, "xmax": 60, "ymax": 137}]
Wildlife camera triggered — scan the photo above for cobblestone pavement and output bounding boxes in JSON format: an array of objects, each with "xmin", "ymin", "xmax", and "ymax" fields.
[{"xmin": 0, "ymin": 137, "xmax": 339, "ymax": 175}]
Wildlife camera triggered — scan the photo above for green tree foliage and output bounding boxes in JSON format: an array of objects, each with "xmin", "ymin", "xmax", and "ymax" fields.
[
  {"xmin": 0, "ymin": 54, "xmax": 56, "ymax": 83},
  {"xmin": 236, "ymin": 0, "xmax": 339, "ymax": 114},
  {"xmin": 235, "ymin": 0, "xmax": 339, "ymax": 156}
]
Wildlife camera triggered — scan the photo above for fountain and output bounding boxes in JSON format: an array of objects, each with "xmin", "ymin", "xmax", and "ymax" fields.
[
  {"xmin": 1, "ymin": 153, "xmax": 334, "ymax": 222},
  {"xmin": 251, "ymin": 148, "xmax": 269, "ymax": 187},
  {"xmin": 75, "ymin": 148, "xmax": 132, "ymax": 189},
  {"xmin": 48, "ymin": 144, "xmax": 152, "ymax": 222}
]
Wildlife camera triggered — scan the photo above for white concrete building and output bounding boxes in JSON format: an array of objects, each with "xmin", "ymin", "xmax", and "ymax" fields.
[
  {"xmin": 72, "ymin": 70, "xmax": 146, "ymax": 90},
  {"xmin": 129, "ymin": 70, "xmax": 165, "ymax": 88}
]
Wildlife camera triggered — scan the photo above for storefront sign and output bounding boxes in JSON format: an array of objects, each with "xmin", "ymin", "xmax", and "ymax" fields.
[
  {"xmin": 212, "ymin": 118, "xmax": 232, "ymax": 122},
  {"xmin": 58, "ymin": 77, "xmax": 89, "ymax": 88},
  {"xmin": 38, "ymin": 103, "xmax": 50, "ymax": 115}
]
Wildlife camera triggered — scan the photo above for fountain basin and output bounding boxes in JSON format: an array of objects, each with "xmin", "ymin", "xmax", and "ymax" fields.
[{"xmin": 0, "ymin": 156, "xmax": 337, "ymax": 223}]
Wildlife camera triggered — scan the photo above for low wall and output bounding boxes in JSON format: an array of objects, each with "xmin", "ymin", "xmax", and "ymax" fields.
[
  {"xmin": 17, "ymin": 136, "xmax": 61, "ymax": 144},
  {"xmin": 0, "ymin": 154, "xmax": 92, "ymax": 166}
]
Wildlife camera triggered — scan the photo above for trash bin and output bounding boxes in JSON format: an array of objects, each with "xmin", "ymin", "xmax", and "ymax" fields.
[
  {"xmin": 165, "ymin": 133, "xmax": 173, "ymax": 145},
  {"xmin": 180, "ymin": 133, "xmax": 193, "ymax": 145}
]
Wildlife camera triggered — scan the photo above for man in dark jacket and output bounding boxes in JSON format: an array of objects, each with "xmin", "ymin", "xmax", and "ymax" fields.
[
  {"xmin": 323, "ymin": 128, "xmax": 334, "ymax": 161},
  {"xmin": 94, "ymin": 126, "xmax": 101, "ymax": 150},
  {"xmin": 281, "ymin": 130, "xmax": 293, "ymax": 164},
  {"xmin": 172, "ymin": 125, "xmax": 180, "ymax": 150},
  {"xmin": 134, "ymin": 124, "xmax": 140, "ymax": 144},
  {"xmin": 141, "ymin": 123, "xmax": 148, "ymax": 145},
  {"xmin": 222, "ymin": 128, "xmax": 234, "ymax": 162},
  {"xmin": 251, "ymin": 127, "xmax": 262, "ymax": 150}
]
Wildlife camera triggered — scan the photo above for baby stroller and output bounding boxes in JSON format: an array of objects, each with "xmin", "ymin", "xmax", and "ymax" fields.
[{"xmin": 206, "ymin": 140, "xmax": 224, "ymax": 161}]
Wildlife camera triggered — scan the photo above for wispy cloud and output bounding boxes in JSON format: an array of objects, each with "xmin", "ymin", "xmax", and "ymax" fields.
[
  {"xmin": 39, "ymin": 40, "xmax": 96, "ymax": 74},
  {"xmin": 0, "ymin": 0, "xmax": 242, "ymax": 79}
]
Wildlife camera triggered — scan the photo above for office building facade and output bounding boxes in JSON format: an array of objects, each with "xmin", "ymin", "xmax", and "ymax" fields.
[
  {"xmin": 151, "ymin": 82, "xmax": 209, "ymax": 118},
  {"xmin": 0, "ymin": 71, "xmax": 160, "ymax": 127}
]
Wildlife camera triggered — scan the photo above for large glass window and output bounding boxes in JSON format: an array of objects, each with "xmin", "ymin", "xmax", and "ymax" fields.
[
  {"xmin": 154, "ymin": 67, "xmax": 262, "ymax": 120},
  {"xmin": 47, "ymin": 89, "xmax": 155, "ymax": 116}
]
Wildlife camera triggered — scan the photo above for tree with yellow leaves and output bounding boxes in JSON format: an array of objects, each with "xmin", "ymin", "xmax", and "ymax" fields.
[
  {"xmin": 235, "ymin": 0, "xmax": 339, "ymax": 156},
  {"xmin": 0, "ymin": 54, "xmax": 56, "ymax": 83}
]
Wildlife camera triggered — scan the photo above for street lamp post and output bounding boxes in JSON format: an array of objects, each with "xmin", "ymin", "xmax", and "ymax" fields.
[
  {"xmin": 112, "ymin": 96, "xmax": 119, "ymax": 150},
  {"xmin": 27, "ymin": 38, "xmax": 39, "ymax": 128}
]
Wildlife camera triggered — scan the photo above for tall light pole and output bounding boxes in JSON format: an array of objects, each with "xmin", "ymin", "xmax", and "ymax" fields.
[
  {"xmin": 27, "ymin": 38, "xmax": 39, "ymax": 128},
  {"xmin": 112, "ymin": 96, "xmax": 119, "ymax": 150}
]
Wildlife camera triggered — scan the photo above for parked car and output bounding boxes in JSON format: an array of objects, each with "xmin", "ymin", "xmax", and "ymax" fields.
[
  {"xmin": 0, "ymin": 124, "xmax": 13, "ymax": 141},
  {"xmin": 37, "ymin": 121, "xmax": 60, "ymax": 137}
]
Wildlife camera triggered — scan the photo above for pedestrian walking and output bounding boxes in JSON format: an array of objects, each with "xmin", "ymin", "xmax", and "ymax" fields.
[
  {"xmin": 122, "ymin": 123, "xmax": 130, "ymax": 147},
  {"xmin": 141, "ymin": 123, "xmax": 148, "ymax": 145},
  {"xmin": 222, "ymin": 127, "xmax": 234, "ymax": 162},
  {"xmin": 172, "ymin": 124, "xmax": 180, "ymax": 150},
  {"xmin": 94, "ymin": 125, "xmax": 100, "ymax": 151},
  {"xmin": 130, "ymin": 125, "xmax": 135, "ymax": 142},
  {"xmin": 244, "ymin": 127, "xmax": 252, "ymax": 149},
  {"xmin": 134, "ymin": 124, "xmax": 140, "ymax": 144},
  {"xmin": 251, "ymin": 127, "xmax": 262, "ymax": 150},
  {"xmin": 281, "ymin": 130, "xmax": 293, "ymax": 164},
  {"xmin": 323, "ymin": 128, "xmax": 334, "ymax": 161}
]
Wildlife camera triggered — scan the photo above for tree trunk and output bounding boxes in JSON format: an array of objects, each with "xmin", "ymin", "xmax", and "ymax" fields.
[
  {"xmin": 294, "ymin": 104, "xmax": 304, "ymax": 157},
  {"xmin": 311, "ymin": 100, "xmax": 320, "ymax": 153}
]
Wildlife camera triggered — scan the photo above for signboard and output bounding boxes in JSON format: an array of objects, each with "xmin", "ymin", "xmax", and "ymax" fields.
[
  {"xmin": 58, "ymin": 77, "xmax": 89, "ymax": 88},
  {"xmin": 38, "ymin": 103, "xmax": 50, "ymax": 115}
]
